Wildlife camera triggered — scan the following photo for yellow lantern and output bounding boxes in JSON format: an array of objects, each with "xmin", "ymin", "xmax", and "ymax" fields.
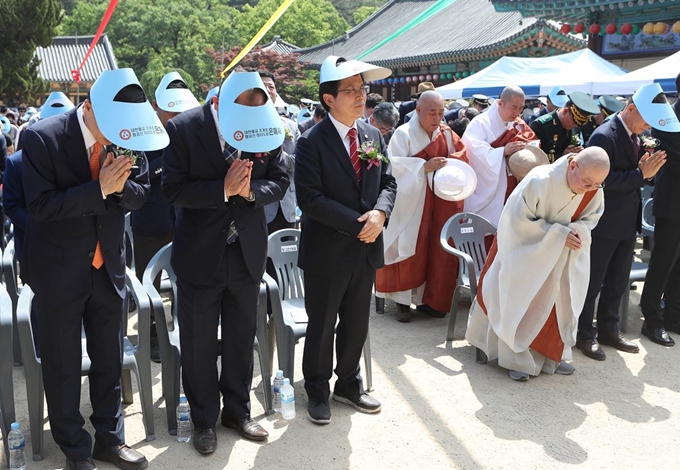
[
  {"xmin": 654, "ymin": 22, "xmax": 669, "ymax": 34},
  {"xmin": 643, "ymin": 22, "xmax": 656, "ymax": 34},
  {"xmin": 673, "ymin": 21, "xmax": 680, "ymax": 34}
]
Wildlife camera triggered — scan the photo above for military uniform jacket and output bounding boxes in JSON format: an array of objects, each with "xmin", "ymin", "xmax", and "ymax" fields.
[{"xmin": 530, "ymin": 110, "xmax": 574, "ymax": 162}]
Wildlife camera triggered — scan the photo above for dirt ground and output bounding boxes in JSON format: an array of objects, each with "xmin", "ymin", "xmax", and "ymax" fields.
[{"xmin": 3, "ymin": 256, "xmax": 680, "ymax": 469}]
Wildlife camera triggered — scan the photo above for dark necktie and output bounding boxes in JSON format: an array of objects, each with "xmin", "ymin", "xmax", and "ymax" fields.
[
  {"xmin": 347, "ymin": 128, "xmax": 361, "ymax": 182},
  {"xmin": 631, "ymin": 134, "xmax": 640, "ymax": 156}
]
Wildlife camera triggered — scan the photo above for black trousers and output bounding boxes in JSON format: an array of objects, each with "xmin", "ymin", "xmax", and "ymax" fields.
[
  {"xmin": 133, "ymin": 231, "xmax": 173, "ymax": 285},
  {"xmin": 578, "ymin": 234, "xmax": 636, "ymax": 340},
  {"xmin": 177, "ymin": 241, "xmax": 260, "ymax": 429},
  {"xmin": 38, "ymin": 266, "xmax": 125, "ymax": 462},
  {"xmin": 266, "ymin": 205, "xmax": 295, "ymax": 236},
  {"xmin": 641, "ymin": 217, "xmax": 680, "ymax": 328},
  {"xmin": 302, "ymin": 260, "xmax": 374, "ymax": 404}
]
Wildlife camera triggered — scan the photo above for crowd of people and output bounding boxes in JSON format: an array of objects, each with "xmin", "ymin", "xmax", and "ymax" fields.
[{"xmin": 1, "ymin": 53, "xmax": 679, "ymax": 470}]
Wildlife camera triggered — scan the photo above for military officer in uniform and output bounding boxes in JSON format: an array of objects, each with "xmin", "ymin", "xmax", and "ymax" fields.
[
  {"xmin": 581, "ymin": 95, "xmax": 625, "ymax": 145},
  {"xmin": 530, "ymin": 91, "xmax": 601, "ymax": 162},
  {"xmin": 472, "ymin": 94, "xmax": 490, "ymax": 112}
]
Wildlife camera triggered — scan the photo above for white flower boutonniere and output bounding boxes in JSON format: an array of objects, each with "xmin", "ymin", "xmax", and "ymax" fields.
[
  {"xmin": 284, "ymin": 126, "xmax": 293, "ymax": 139},
  {"xmin": 357, "ymin": 141, "xmax": 388, "ymax": 170},
  {"xmin": 640, "ymin": 135, "xmax": 660, "ymax": 151}
]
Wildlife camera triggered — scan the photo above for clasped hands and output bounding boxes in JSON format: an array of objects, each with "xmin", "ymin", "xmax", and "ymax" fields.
[
  {"xmin": 224, "ymin": 158, "xmax": 254, "ymax": 198},
  {"xmin": 357, "ymin": 210, "xmax": 386, "ymax": 244},
  {"xmin": 638, "ymin": 149, "xmax": 666, "ymax": 180},
  {"xmin": 99, "ymin": 152, "xmax": 132, "ymax": 196}
]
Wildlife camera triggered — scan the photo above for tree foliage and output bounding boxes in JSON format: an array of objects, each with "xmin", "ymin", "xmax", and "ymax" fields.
[
  {"xmin": 353, "ymin": 6, "xmax": 380, "ymax": 25},
  {"xmin": 0, "ymin": 0, "xmax": 62, "ymax": 102},
  {"xmin": 330, "ymin": 0, "xmax": 387, "ymax": 26}
]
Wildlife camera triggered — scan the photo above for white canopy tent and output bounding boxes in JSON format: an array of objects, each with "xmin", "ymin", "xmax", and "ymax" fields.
[
  {"xmin": 437, "ymin": 49, "xmax": 626, "ymax": 99},
  {"xmin": 591, "ymin": 50, "xmax": 680, "ymax": 96}
]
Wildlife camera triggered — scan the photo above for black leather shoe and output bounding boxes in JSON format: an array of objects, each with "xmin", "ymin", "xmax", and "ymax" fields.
[
  {"xmin": 664, "ymin": 320, "xmax": 680, "ymax": 335},
  {"xmin": 416, "ymin": 304, "xmax": 447, "ymax": 318},
  {"xmin": 575, "ymin": 338, "xmax": 606, "ymax": 361},
  {"xmin": 307, "ymin": 400, "xmax": 331, "ymax": 425},
  {"xmin": 641, "ymin": 323, "xmax": 675, "ymax": 346},
  {"xmin": 65, "ymin": 457, "xmax": 97, "ymax": 470},
  {"xmin": 395, "ymin": 303, "xmax": 411, "ymax": 323},
  {"xmin": 598, "ymin": 331, "xmax": 640, "ymax": 353},
  {"xmin": 332, "ymin": 391, "xmax": 381, "ymax": 414},
  {"xmin": 192, "ymin": 428, "xmax": 217, "ymax": 454},
  {"xmin": 92, "ymin": 442, "xmax": 148, "ymax": 470},
  {"xmin": 221, "ymin": 413, "xmax": 269, "ymax": 441}
]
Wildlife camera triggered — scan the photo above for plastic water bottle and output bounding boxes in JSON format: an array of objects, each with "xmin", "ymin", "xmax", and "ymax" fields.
[
  {"xmin": 8, "ymin": 422, "xmax": 26, "ymax": 470},
  {"xmin": 273, "ymin": 370, "xmax": 284, "ymax": 413},
  {"xmin": 176, "ymin": 396, "xmax": 191, "ymax": 442},
  {"xmin": 281, "ymin": 378, "xmax": 296, "ymax": 420}
]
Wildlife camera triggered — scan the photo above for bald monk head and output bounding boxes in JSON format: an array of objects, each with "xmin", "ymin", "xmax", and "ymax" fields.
[
  {"xmin": 566, "ymin": 146, "xmax": 610, "ymax": 194},
  {"xmin": 498, "ymin": 86, "xmax": 525, "ymax": 123},
  {"xmin": 416, "ymin": 90, "xmax": 445, "ymax": 136}
]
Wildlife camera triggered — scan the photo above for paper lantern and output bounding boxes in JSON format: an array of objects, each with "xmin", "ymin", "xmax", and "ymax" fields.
[
  {"xmin": 447, "ymin": 73, "xmax": 453, "ymax": 79},
  {"xmin": 574, "ymin": 23, "xmax": 585, "ymax": 33},
  {"xmin": 400, "ymin": 77, "xmax": 406, "ymax": 83},
  {"xmin": 589, "ymin": 23, "xmax": 601, "ymax": 35},
  {"xmin": 632, "ymin": 24, "xmax": 640, "ymax": 34},
  {"xmin": 426, "ymin": 74, "xmax": 432, "ymax": 80},
  {"xmin": 419, "ymin": 75, "xmax": 425, "ymax": 81},
  {"xmin": 606, "ymin": 23, "xmax": 617, "ymax": 34},
  {"xmin": 560, "ymin": 24, "xmax": 571, "ymax": 34},
  {"xmin": 620, "ymin": 23, "xmax": 633, "ymax": 34},
  {"xmin": 673, "ymin": 21, "xmax": 680, "ymax": 33},
  {"xmin": 405, "ymin": 76, "xmax": 411, "ymax": 83},
  {"xmin": 455, "ymin": 72, "xmax": 461, "ymax": 78},
  {"xmin": 643, "ymin": 22, "xmax": 656, "ymax": 34},
  {"xmin": 433, "ymin": 74, "xmax": 439, "ymax": 80},
  {"xmin": 654, "ymin": 22, "xmax": 669, "ymax": 34}
]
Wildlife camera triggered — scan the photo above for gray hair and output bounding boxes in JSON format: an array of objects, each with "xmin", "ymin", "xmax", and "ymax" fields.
[{"xmin": 372, "ymin": 102, "xmax": 399, "ymax": 129}]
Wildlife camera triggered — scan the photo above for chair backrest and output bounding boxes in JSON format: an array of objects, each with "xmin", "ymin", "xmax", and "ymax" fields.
[
  {"xmin": 641, "ymin": 197, "xmax": 655, "ymax": 235},
  {"xmin": 125, "ymin": 213, "xmax": 135, "ymax": 272},
  {"xmin": 143, "ymin": 243, "xmax": 178, "ymax": 331},
  {"xmin": 441, "ymin": 212, "xmax": 497, "ymax": 281},
  {"xmin": 2, "ymin": 238, "xmax": 19, "ymax": 300},
  {"xmin": 267, "ymin": 229, "xmax": 304, "ymax": 301}
]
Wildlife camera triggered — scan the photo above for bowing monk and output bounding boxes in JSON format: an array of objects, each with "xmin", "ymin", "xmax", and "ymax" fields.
[
  {"xmin": 466, "ymin": 147, "xmax": 609, "ymax": 381},
  {"xmin": 462, "ymin": 85, "xmax": 538, "ymax": 226},
  {"xmin": 376, "ymin": 91, "xmax": 467, "ymax": 322}
]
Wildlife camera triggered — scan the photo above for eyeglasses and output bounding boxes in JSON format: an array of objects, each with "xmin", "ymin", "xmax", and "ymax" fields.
[
  {"xmin": 575, "ymin": 163, "xmax": 605, "ymax": 189},
  {"xmin": 337, "ymin": 85, "xmax": 370, "ymax": 96}
]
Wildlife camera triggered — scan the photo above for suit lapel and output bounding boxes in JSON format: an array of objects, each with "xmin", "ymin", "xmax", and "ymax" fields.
[
  {"xmin": 62, "ymin": 109, "xmax": 92, "ymax": 183},
  {"xmin": 320, "ymin": 117, "xmax": 360, "ymax": 190},
  {"xmin": 197, "ymin": 103, "xmax": 228, "ymax": 175}
]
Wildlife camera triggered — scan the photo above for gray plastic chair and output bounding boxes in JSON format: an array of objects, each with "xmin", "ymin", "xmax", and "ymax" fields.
[
  {"xmin": 143, "ymin": 243, "xmax": 273, "ymax": 435},
  {"xmin": 619, "ymin": 261, "xmax": 649, "ymax": 333},
  {"xmin": 16, "ymin": 270, "xmax": 155, "ymax": 461},
  {"xmin": 0, "ymin": 283, "xmax": 16, "ymax": 465},
  {"xmin": 264, "ymin": 229, "xmax": 374, "ymax": 391},
  {"xmin": 2, "ymin": 238, "xmax": 22, "ymax": 365},
  {"xmin": 440, "ymin": 212, "xmax": 497, "ymax": 342},
  {"xmin": 641, "ymin": 197, "xmax": 655, "ymax": 251},
  {"xmin": 125, "ymin": 213, "xmax": 135, "ymax": 273}
]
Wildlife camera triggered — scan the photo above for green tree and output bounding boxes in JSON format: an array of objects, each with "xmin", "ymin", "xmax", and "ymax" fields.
[
  {"xmin": 0, "ymin": 0, "xmax": 62, "ymax": 102},
  {"xmin": 353, "ymin": 5, "xmax": 379, "ymax": 25},
  {"xmin": 331, "ymin": 0, "xmax": 386, "ymax": 26},
  {"xmin": 235, "ymin": 0, "xmax": 349, "ymax": 49}
]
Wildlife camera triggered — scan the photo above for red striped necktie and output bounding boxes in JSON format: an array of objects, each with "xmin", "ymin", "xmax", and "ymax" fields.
[{"xmin": 347, "ymin": 127, "xmax": 361, "ymax": 182}]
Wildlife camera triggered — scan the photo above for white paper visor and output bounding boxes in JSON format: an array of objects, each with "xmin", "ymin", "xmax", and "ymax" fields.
[
  {"xmin": 633, "ymin": 84, "xmax": 680, "ymax": 132},
  {"xmin": 320, "ymin": 56, "xmax": 392, "ymax": 84},
  {"xmin": 41, "ymin": 92, "xmax": 75, "ymax": 119},
  {"xmin": 549, "ymin": 87, "xmax": 569, "ymax": 108},
  {"xmin": 91, "ymin": 68, "xmax": 169, "ymax": 151},
  {"xmin": 219, "ymin": 72, "xmax": 284, "ymax": 153},
  {"xmin": 155, "ymin": 72, "xmax": 200, "ymax": 112}
]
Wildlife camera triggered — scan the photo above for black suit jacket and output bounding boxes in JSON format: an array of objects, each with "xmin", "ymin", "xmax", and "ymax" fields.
[
  {"xmin": 3, "ymin": 151, "xmax": 27, "ymax": 261},
  {"xmin": 651, "ymin": 100, "xmax": 680, "ymax": 221},
  {"xmin": 21, "ymin": 108, "xmax": 150, "ymax": 299},
  {"xmin": 295, "ymin": 116, "xmax": 397, "ymax": 277},
  {"xmin": 588, "ymin": 115, "xmax": 648, "ymax": 240},
  {"xmin": 131, "ymin": 148, "xmax": 174, "ymax": 237},
  {"xmin": 161, "ymin": 103, "xmax": 289, "ymax": 283}
]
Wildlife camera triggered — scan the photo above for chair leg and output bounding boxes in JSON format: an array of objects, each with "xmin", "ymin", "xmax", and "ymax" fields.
[
  {"xmin": 362, "ymin": 330, "xmax": 373, "ymax": 392},
  {"xmin": 133, "ymin": 361, "xmax": 155, "ymax": 441},
  {"xmin": 26, "ymin": 372, "xmax": 44, "ymax": 460},
  {"xmin": 447, "ymin": 287, "xmax": 463, "ymax": 342},
  {"xmin": 121, "ymin": 369, "xmax": 133, "ymax": 405},
  {"xmin": 375, "ymin": 295, "xmax": 385, "ymax": 314},
  {"xmin": 277, "ymin": 335, "xmax": 296, "ymax": 385},
  {"xmin": 268, "ymin": 321, "xmax": 276, "ymax": 373},
  {"xmin": 255, "ymin": 341, "xmax": 274, "ymax": 416},
  {"xmin": 167, "ymin": 352, "xmax": 181, "ymax": 435},
  {"xmin": 475, "ymin": 348, "xmax": 488, "ymax": 364}
]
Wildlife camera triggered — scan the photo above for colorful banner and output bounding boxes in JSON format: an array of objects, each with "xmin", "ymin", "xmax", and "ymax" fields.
[
  {"xmin": 220, "ymin": 0, "xmax": 295, "ymax": 78},
  {"xmin": 70, "ymin": 0, "xmax": 119, "ymax": 84},
  {"xmin": 357, "ymin": 0, "xmax": 458, "ymax": 60}
]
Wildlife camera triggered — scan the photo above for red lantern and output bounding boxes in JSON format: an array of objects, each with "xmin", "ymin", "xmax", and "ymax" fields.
[
  {"xmin": 589, "ymin": 23, "xmax": 601, "ymax": 35},
  {"xmin": 621, "ymin": 23, "xmax": 632, "ymax": 35},
  {"xmin": 574, "ymin": 23, "xmax": 585, "ymax": 34},
  {"xmin": 560, "ymin": 24, "xmax": 571, "ymax": 34},
  {"xmin": 606, "ymin": 23, "xmax": 617, "ymax": 35}
]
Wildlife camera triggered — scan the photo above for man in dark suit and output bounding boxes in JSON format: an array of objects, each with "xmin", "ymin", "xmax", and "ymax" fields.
[
  {"xmin": 296, "ymin": 56, "xmax": 396, "ymax": 425},
  {"xmin": 298, "ymin": 104, "xmax": 326, "ymax": 134},
  {"xmin": 21, "ymin": 69, "xmax": 161, "ymax": 470},
  {"xmin": 640, "ymin": 74, "xmax": 680, "ymax": 345},
  {"xmin": 162, "ymin": 71, "xmax": 289, "ymax": 454},
  {"xmin": 576, "ymin": 83, "xmax": 677, "ymax": 360}
]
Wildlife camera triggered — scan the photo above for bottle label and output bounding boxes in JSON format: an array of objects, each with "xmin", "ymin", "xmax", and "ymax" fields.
[
  {"xmin": 178, "ymin": 415, "xmax": 190, "ymax": 422},
  {"xmin": 281, "ymin": 394, "xmax": 294, "ymax": 403},
  {"xmin": 11, "ymin": 441, "xmax": 24, "ymax": 450}
]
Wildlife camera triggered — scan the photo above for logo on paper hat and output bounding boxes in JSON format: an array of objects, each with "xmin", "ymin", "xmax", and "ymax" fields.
[
  {"xmin": 548, "ymin": 86, "xmax": 569, "ymax": 108},
  {"xmin": 90, "ymin": 68, "xmax": 169, "ymax": 151},
  {"xmin": 155, "ymin": 72, "xmax": 200, "ymax": 113},
  {"xmin": 508, "ymin": 146, "xmax": 550, "ymax": 181},
  {"xmin": 40, "ymin": 92, "xmax": 75, "ymax": 120},
  {"xmin": 427, "ymin": 159, "xmax": 477, "ymax": 201},
  {"xmin": 204, "ymin": 86, "xmax": 219, "ymax": 105},
  {"xmin": 0, "ymin": 115, "xmax": 10, "ymax": 134},
  {"xmin": 219, "ymin": 71, "xmax": 284, "ymax": 153},
  {"xmin": 320, "ymin": 56, "xmax": 392, "ymax": 84},
  {"xmin": 632, "ymin": 83, "xmax": 680, "ymax": 132}
]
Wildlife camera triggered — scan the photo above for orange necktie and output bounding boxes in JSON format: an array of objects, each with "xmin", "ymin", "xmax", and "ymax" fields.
[{"xmin": 89, "ymin": 142, "xmax": 104, "ymax": 269}]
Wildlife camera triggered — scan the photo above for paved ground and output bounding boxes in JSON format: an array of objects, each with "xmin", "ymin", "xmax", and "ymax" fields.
[{"xmin": 3, "ymin": 246, "xmax": 680, "ymax": 469}]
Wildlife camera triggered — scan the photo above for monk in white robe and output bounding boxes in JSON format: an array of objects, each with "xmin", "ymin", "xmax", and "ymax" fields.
[
  {"xmin": 462, "ymin": 86, "xmax": 538, "ymax": 226},
  {"xmin": 466, "ymin": 147, "xmax": 609, "ymax": 381},
  {"xmin": 376, "ymin": 91, "xmax": 467, "ymax": 322}
]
